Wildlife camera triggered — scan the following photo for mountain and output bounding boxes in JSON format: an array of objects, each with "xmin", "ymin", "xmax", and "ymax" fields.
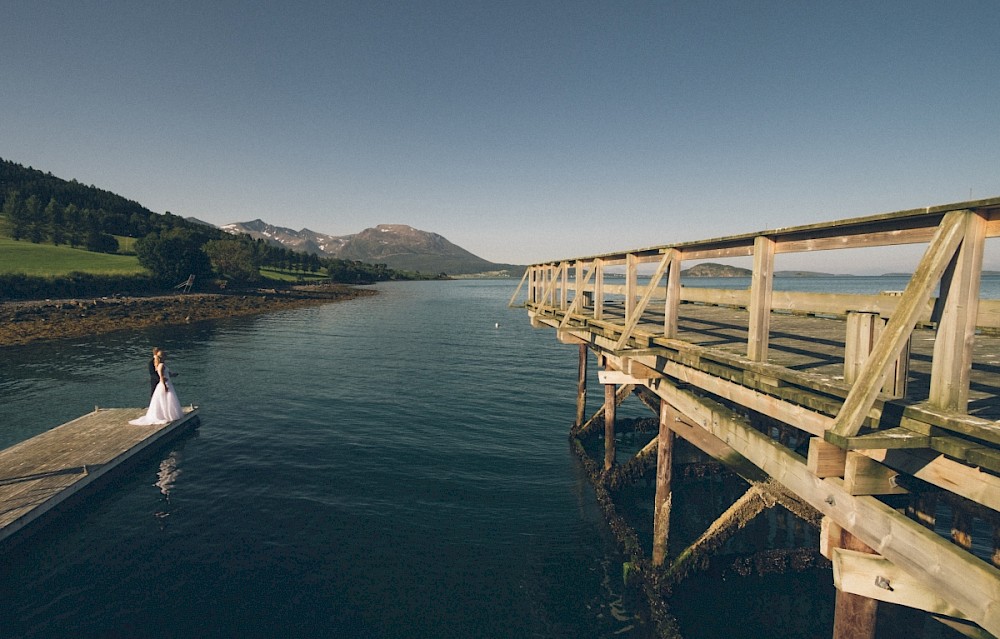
[
  {"xmin": 222, "ymin": 220, "xmax": 521, "ymax": 276},
  {"xmin": 681, "ymin": 263, "xmax": 752, "ymax": 277},
  {"xmin": 221, "ymin": 219, "xmax": 344, "ymax": 257}
]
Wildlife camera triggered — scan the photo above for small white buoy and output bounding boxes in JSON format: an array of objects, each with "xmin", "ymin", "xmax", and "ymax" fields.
[{"xmin": 494, "ymin": 322, "xmax": 500, "ymax": 328}]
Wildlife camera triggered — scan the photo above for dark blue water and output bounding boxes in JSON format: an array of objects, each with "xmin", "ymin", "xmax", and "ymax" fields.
[{"xmin": 1, "ymin": 281, "xmax": 645, "ymax": 638}]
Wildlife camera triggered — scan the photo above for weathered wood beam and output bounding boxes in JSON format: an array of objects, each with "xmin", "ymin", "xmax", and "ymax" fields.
[
  {"xmin": 840, "ymin": 426, "xmax": 930, "ymax": 450},
  {"xmin": 663, "ymin": 249, "xmax": 682, "ymax": 339},
  {"xmin": 624, "ymin": 253, "xmax": 638, "ymax": 325},
  {"xmin": 652, "ymin": 399, "xmax": 675, "ymax": 567},
  {"xmin": 860, "ymin": 447, "xmax": 1000, "ymax": 513},
  {"xmin": 832, "ymin": 548, "xmax": 977, "ymax": 623},
  {"xmin": 598, "ymin": 370, "xmax": 643, "ymax": 385},
  {"xmin": 665, "ymin": 483, "xmax": 773, "ymax": 582},
  {"xmin": 929, "ymin": 211, "xmax": 987, "ymax": 412},
  {"xmin": 808, "ymin": 437, "xmax": 847, "ymax": 478},
  {"xmin": 506, "ymin": 268, "xmax": 529, "ymax": 308},
  {"xmin": 653, "ymin": 355, "xmax": 834, "ymax": 436},
  {"xmin": 844, "ymin": 452, "xmax": 908, "ymax": 496},
  {"xmin": 594, "ymin": 258, "xmax": 605, "ymax": 320},
  {"xmin": 604, "ymin": 381, "xmax": 616, "ymax": 471},
  {"xmin": 559, "ymin": 261, "xmax": 570, "ymax": 310},
  {"xmin": 830, "ymin": 210, "xmax": 971, "ymax": 441},
  {"xmin": 747, "ymin": 235, "xmax": 775, "ymax": 362}
]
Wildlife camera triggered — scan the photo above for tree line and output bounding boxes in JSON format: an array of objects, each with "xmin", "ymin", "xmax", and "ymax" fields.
[{"xmin": 1, "ymin": 158, "xmax": 433, "ymax": 290}]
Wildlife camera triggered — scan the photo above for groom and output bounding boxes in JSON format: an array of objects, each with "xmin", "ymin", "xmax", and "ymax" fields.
[{"xmin": 148, "ymin": 347, "xmax": 162, "ymax": 396}]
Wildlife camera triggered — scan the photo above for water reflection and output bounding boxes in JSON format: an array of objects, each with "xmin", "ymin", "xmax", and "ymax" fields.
[{"xmin": 153, "ymin": 449, "xmax": 182, "ymax": 528}]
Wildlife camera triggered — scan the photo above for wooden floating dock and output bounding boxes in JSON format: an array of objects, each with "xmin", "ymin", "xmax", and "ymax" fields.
[
  {"xmin": 512, "ymin": 197, "xmax": 1000, "ymax": 638},
  {"xmin": 0, "ymin": 406, "xmax": 200, "ymax": 547}
]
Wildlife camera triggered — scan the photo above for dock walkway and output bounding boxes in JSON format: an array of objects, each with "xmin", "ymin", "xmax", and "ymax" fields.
[
  {"xmin": 514, "ymin": 197, "xmax": 1000, "ymax": 638},
  {"xmin": 0, "ymin": 407, "xmax": 199, "ymax": 546}
]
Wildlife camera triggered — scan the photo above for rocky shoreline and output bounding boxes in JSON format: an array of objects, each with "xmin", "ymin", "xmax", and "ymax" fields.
[{"xmin": 0, "ymin": 284, "xmax": 375, "ymax": 347}]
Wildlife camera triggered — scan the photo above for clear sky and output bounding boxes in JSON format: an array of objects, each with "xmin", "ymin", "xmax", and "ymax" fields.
[{"xmin": 2, "ymin": 1, "xmax": 999, "ymax": 272}]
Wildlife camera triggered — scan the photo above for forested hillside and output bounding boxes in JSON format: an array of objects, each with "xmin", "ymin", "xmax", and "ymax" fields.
[
  {"xmin": 0, "ymin": 157, "xmax": 212, "ymax": 250},
  {"xmin": 0, "ymin": 157, "xmax": 431, "ymax": 295}
]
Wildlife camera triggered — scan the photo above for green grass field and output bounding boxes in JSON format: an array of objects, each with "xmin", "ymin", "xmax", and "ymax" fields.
[
  {"xmin": 0, "ymin": 237, "xmax": 330, "ymax": 282},
  {"xmin": 114, "ymin": 235, "xmax": 138, "ymax": 254},
  {"xmin": 0, "ymin": 237, "xmax": 147, "ymax": 276}
]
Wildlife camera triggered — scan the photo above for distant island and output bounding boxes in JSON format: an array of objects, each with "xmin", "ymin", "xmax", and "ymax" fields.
[{"xmin": 681, "ymin": 263, "xmax": 752, "ymax": 277}]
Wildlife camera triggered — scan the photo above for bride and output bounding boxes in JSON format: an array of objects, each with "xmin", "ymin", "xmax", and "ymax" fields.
[{"xmin": 130, "ymin": 350, "xmax": 183, "ymax": 425}]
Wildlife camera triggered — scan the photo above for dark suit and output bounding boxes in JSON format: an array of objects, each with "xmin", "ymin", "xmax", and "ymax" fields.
[{"xmin": 149, "ymin": 358, "xmax": 159, "ymax": 396}]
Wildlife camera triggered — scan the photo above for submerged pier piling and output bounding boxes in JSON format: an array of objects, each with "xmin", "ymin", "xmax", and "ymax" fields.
[{"xmin": 514, "ymin": 197, "xmax": 1000, "ymax": 638}]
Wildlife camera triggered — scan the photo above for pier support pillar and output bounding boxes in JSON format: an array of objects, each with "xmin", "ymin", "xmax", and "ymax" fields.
[
  {"xmin": 575, "ymin": 344, "xmax": 588, "ymax": 429},
  {"xmin": 832, "ymin": 530, "xmax": 879, "ymax": 639},
  {"xmin": 652, "ymin": 399, "xmax": 676, "ymax": 567},
  {"xmin": 604, "ymin": 382, "xmax": 616, "ymax": 472}
]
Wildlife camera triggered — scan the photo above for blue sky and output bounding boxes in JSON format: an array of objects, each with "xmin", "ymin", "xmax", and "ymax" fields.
[{"xmin": 2, "ymin": 1, "xmax": 998, "ymax": 272}]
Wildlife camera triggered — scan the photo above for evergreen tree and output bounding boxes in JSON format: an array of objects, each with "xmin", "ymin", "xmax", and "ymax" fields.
[
  {"xmin": 49, "ymin": 197, "xmax": 66, "ymax": 245},
  {"xmin": 24, "ymin": 195, "xmax": 42, "ymax": 243},
  {"xmin": 64, "ymin": 203, "xmax": 83, "ymax": 247},
  {"xmin": 43, "ymin": 197, "xmax": 61, "ymax": 244},
  {"xmin": 2, "ymin": 190, "xmax": 27, "ymax": 240}
]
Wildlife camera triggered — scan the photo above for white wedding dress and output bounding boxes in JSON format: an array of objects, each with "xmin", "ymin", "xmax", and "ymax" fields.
[{"xmin": 130, "ymin": 364, "xmax": 183, "ymax": 425}]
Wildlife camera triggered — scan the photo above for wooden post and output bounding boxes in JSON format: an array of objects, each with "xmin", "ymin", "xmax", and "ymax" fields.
[
  {"xmin": 664, "ymin": 250, "xmax": 681, "ymax": 339},
  {"xmin": 559, "ymin": 261, "xmax": 569, "ymax": 311},
  {"xmin": 545, "ymin": 264, "xmax": 559, "ymax": 308},
  {"xmin": 575, "ymin": 261, "xmax": 584, "ymax": 313},
  {"xmin": 604, "ymin": 381, "xmax": 616, "ymax": 472},
  {"xmin": 625, "ymin": 253, "xmax": 638, "ymax": 325},
  {"xmin": 845, "ymin": 312, "xmax": 909, "ymax": 398},
  {"xmin": 833, "ymin": 530, "xmax": 879, "ymax": 639},
  {"xmin": 929, "ymin": 210, "xmax": 986, "ymax": 412},
  {"xmin": 747, "ymin": 235, "xmax": 775, "ymax": 362},
  {"xmin": 594, "ymin": 258, "xmax": 605, "ymax": 321},
  {"xmin": 845, "ymin": 312, "xmax": 877, "ymax": 386},
  {"xmin": 575, "ymin": 344, "xmax": 588, "ymax": 429},
  {"xmin": 874, "ymin": 315, "xmax": 910, "ymax": 398},
  {"xmin": 652, "ymin": 399, "xmax": 676, "ymax": 566}
]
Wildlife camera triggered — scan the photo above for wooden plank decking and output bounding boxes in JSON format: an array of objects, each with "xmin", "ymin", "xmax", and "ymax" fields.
[{"xmin": 0, "ymin": 406, "xmax": 200, "ymax": 546}]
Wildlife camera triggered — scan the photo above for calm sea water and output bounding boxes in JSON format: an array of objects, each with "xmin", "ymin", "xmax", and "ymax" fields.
[
  {"xmin": 0, "ymin": 280, "xmax": 643, "ymax": 639},
  {"xmin": 0, "ymin": 277, "xmax": 982, "ymax": 638}
]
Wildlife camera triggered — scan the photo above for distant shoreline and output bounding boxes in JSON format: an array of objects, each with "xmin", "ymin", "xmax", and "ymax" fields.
[{"xmin": 0, "ymin": 284, "xmax": 374, "ymax": 347}]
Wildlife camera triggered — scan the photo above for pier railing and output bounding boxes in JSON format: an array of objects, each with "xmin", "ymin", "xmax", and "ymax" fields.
[{"xmin": 513, "ymin": 197, "xmax": 1000, "ymax": 638}]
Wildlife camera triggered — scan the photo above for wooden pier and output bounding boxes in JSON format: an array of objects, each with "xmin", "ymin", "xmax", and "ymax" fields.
[
  {"xmin": 0, "ymin": 406, "xmax": 200, "ymax": 547},
  {"xmin": 512, "ymin": 197, "xmax": 1000, "ymax": 638}
]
